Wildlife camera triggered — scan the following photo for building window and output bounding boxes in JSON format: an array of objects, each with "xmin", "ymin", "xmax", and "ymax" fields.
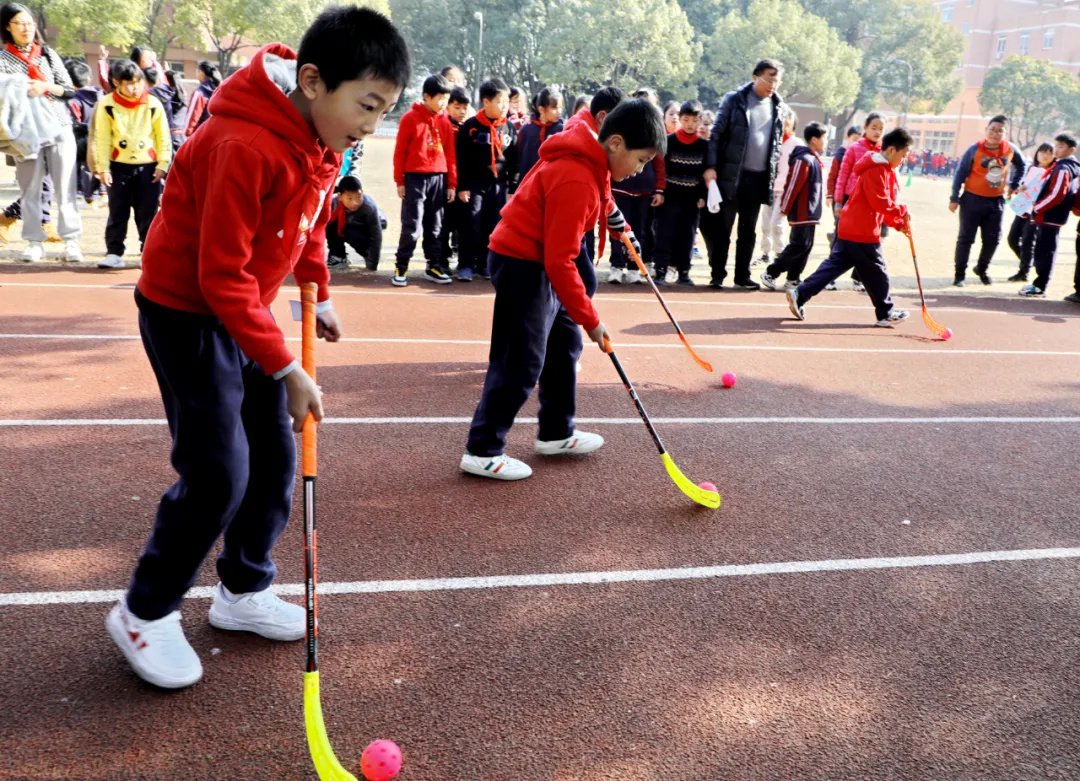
[
  {"xmin": 1044, "ymin": 28, "xmax": 1054, "ymax": 49},
  {"xmin": 924, "ymin": 130, "xmax": 956, "ymax": 154},
  {"xmin": 996, "ymin": 35, "xmax": 1007, "ymax": 59},
  {"xmin": 1019, "ymin": 31, "xmax": 1029, "ymax": 54},
  {"xmin": 962, "ymin": 22, "xmax": 970, "ymax": 35},
  {"xmin": 942, "ymin": 5, "xmax": 954, "ymax": 21}
]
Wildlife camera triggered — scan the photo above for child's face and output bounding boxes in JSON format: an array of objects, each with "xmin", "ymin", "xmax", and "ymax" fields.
[
  {"xmin": 1053, "ymin": 140, "xmax": 1076, "ymax": 159},
  {"xmin": 678, "ymin": 113, "xmax": 700, "ymax": 136},
  {"xmin": 508, "ymin": 94, "xmax": 522, "ymax": 112},
  {"xmin": 883, "ymin": 146, "xmax": 908, "ymax": 168},
  {"xmin": 604, "ymin": 135, "xmax": 656, "ymax": 182},
  {"xmin": 984, "ymin": 121, "xmax": 1005, "ymax": 145},
  {"xmin": 1036, "ymin": 148, "xmax": 1054, "ymax": 167},
  {"xmin": 808, "ymin": 135, "xmax": 826, "ymax": 154},
  {"xmin": 865, "ymin": 119, "xmax": 884, "ymax": 143},
  {"xmin": 538, "ymin": 101, "xmax": 562, "ymax": 124},
  {"xmin": 664, "ymin": 105, "xmax": 679, "ymax": 130},
  {"xmin": 339, "ymin": 190, "xmax": 363, "ymax": 211},
  {"xmin": 483, "ymin": 92, "xmax": 509, "ymax": 120},
  {"xmin": 783, "ymin": 116, "xmax": 795, "ymax": 135},
  {"xmin": 301, "ymin": 68, "xmax": 402, "ymax": 153},
  {"xmin": 447, "ymin": 100, "xmax": 469, "ymax": 123},
  {"xmin": 846, "ymin": 132, "xmax": 861, "ymax": 145},
  {"xmin": 115, "ymin": 78, "xmax": 144, "ymax": 100},
  {"xmin": 424, "ymin": 92, "xmax": 449, "ymax": 114}
]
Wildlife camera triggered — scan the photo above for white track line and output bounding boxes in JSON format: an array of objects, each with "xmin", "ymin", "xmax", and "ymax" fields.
[
  {"xmin": 3, "ymin": 416, "xmax": 1079, "ymax": 428},
  {"xmin": 3, "ymin": 546, "xmax": 1079, "ymax": 607},
  {"xmin": 2, "ymin": 280, "xmax": 1077, "ymax": 317},
  {"xmin": 2, "ymin": 333, "xmax": 1078, "ymax": 356}
]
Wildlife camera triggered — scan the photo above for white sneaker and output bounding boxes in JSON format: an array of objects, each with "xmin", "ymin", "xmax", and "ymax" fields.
[
  {"xmin": 875, "ymin": 309, "xmax": 910, "ymax": 327},
  {"xmin": 783, "ymin": 279, "xmax": 800, "ymax": 290},
  {"xmin": 207, "ymin": 582, "xmax": 306, "ymax": 641},
  {"xmin": 760, "ymin": 271, "xmax": 779, "ymax": 290},
  {"xmin": 106, "ymin": 601, "xmax": 203, "ymax": 689},
  {"xmin": 63, "ymin": 241, "xmax": 83, "ymax": 262},
  {"xmin": 852, "ymin": 280, "xmax": 866, "ymax": 293},
  {"xmin": 824, "ymin": 281, "xmax": 838, "ymax": 291},
  {"xmin": 636, "ymin": 271, "xmax": 650, "ymax": 284},
  {"xmin": 665, "ymin": 267, "xmax": 678, "ymax": 284},
  {"xmin": 21, "ymin": 241, "xmax": 43, "ymax": 262},
  {"xmin": 460, "ymin": 452, "xmax": 533, "ymax": 480},
  {"xmin": 608, "ymin": 267, "xmax": 624, "ymax": 284},
  {"xmin": 534, "ymin": 430, "xmax": 604, "ymax": 455},
  {"xmin": 98, "ymin": 254, "xmax": 125, "ymax": 269}
]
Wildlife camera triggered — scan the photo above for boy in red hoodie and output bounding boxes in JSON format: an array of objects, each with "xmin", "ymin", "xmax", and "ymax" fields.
[
  {"xmin": 392, "ymin": 73, "xmax": 457, "ymax": 285},
  {"xmin": 787, "ymin": 127, "xmax": 913, "ymax": 328},
  {"xmin": 107, "ymin": 7, "xmax": 410, "ymax": 690},
  {"xmin": 461, "ymin": 99, "xmax": 667, "ymax": 481}
]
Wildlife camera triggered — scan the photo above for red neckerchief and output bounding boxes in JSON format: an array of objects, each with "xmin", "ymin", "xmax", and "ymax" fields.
[
  {"xmin": 112, "ymin": 90, "xmax": 149, "ymax": 109},
  {"xmin": 475, "ymin": 111, "xmax": 507, "ymax": 177},
  {"xmin": 782, "ymin": 131, "xmax": 792, "ymax": 142},
  {"xmin": 977, "ymin": 138, "xmax": 1010, "ymax": 160},
  {"xmin": 675, "ymin": 129, "xmax": 699, "ymax": 145},
  {"xmin": 531, "ymin": 118, "xmax": 552, "ymax": 143},
  {"xmin": 6, "ymin": 43, "xmax": 46, "ymax": 82}
]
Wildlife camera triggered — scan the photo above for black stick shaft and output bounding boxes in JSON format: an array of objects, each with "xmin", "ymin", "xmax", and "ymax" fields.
[
  {"xmin": 303, "ymin": 476, "xmax": 318, "ymax": 673},
  {"xmin": 607, "ymin": 349, "xmax": 666, "ymax": 456}
]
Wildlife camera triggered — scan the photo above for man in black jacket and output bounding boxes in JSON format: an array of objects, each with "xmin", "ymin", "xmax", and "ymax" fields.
[{"xmin": 703, "ymin": 59, "xmax": 788, "ymax": 290}]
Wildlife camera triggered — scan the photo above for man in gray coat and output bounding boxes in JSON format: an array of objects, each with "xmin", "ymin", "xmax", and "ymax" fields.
[{"xmin": 703, "ymin": 59, "xmax": 788, "ymax": 289}]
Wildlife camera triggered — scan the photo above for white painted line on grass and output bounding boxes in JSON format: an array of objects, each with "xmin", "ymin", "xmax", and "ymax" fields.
[
  {"xmin": 3, "ymin": 546, "xmax": 1079, "ymax": 607},
  {"xmin": 3, "ymin": 416, "xmax": 1079, "ymax": 428},
  {"xmin": 2, "ymin": 332, "xmax": 1078, "ymax": 356}
]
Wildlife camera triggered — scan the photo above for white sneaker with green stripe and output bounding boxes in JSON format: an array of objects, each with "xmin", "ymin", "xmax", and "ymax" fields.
[
  {"xmin": 534, "ymin": 430, "xmax": 604, "ymax": 455},
  {"xmin": 460, "ymin": 452, "xmax": 533, "ymax": 480}
]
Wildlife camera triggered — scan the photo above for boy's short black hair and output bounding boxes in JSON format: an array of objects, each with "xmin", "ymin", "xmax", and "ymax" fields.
[
  {"xmin": 448, "ymin": 86, "xmax": 470, "ymax": 106},
  {"xmin": 599, "ymin": 98, "xmax": 667, "ymax": 156},
  {"xmin": 803, "ymin": 121, "xmax": 827, "ymax": 143},
  {"xmin": 590, "ymin": 86, "xmax": 626, "ymax": 117},
  {"xmin": 110, "ymin": 59, "xmax": 142, "ymax": 84},
  {"xmin": 143, "ymin": 67, "xmax": 162, "ymax": 86},
  {"xmin": 633, "ymin": 87, "xmax": 657, "ymax": 102},
  {"xmin": 846, "ymin": 125, "xmax": 861, "ymax": 138},
  {"xmin": 66, "ymin": 59, "xmax": 92, "ymax": 88},
  {"xmin": 573, "ymin": 95, "xmax": 590, "ymax": 114},
  {"xmin": 882, "ymin": 127, "xmax": 913, "ymax": 151},
  {"xmin": 988, "ymin": 114, "xmax": 1007, "ymax": 126},
  {"xmin": 479, "ymin": 78, "xmax": 509, "ymax": 102},
  {"xmin": 679, "ymin": 100, "xmax": 702, "ymax": 117},
  {"xmin": 753, "ymin": 58, "xmax": 783, "ymax": 76},
  {"xmin": 297, "ymin": 6, "xmax": 411, "ymax": 93},
  {"xmin": 1055, "ymin": 132, "xmax": 1078, "ymax": 149},
  {"xmin": 336, "ymin": 175, "xmax": 362, "ymax": 193},
  {"xmin": 440, "ymin": 65, "xmax": 463, "ymax": 79},
  {"xmin": 422, "ymin": 73, "xmax": 452, "ymax": 98}
]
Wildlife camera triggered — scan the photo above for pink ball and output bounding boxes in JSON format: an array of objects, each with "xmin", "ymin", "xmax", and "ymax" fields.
[
  {"xmin": 361, "ymin": 740, "xmax": 402, "ymax": 781},
  {"xmin": 698, "ymin": 481, "xmax": 717, "ymax": 492},
  {"xmin": 721, "ymin": 371, "xmax": 737, "ymax": 388},
  {"xmin": 941, "ymin": 328, "xmax": 953, "ymax": 341}
]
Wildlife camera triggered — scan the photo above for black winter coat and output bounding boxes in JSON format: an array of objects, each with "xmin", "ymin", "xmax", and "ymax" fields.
[{"xmin": 704, "ymin": 82, "xmax": 787, "ymax": 205}]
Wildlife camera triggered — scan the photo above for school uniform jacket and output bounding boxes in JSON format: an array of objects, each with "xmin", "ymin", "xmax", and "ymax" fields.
[
  {"xmin": 1031, "ymin": 157, "xmax": 1080, "ymax": 227},
  {"xmin": 779, "ymin": 145, "xmax": 823, "ymax": 226},
  {"xmin": 393, "ymin": 102, "xmax": 458, "ymax": 189},
  {"xmin": 837, "ymin": 152, "xmax": 908, "ymax": 243}
]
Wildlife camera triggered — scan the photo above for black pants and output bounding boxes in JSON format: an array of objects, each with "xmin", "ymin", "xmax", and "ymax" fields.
[
  {"xmin": 954, "ymin": 192, "xmax": 1004, "ymax": 278},
  {"xmin": 575, "ymin": 236, "xmax": 598, "ymax": 297},
  {"xmin": 466, "ymin": 251, "xmax": 583, "ymax": 457},
  {"xmin": 327, "ymin": 223, "xmax": 378, "ymax": 269},
  {"xmin": 1006, "ymin": 215, "xmax": 1036, "ymax": 275},
  {"xmin": 798, "ymin": 239, "xmax": 895, "ymax": 321},
  {"xmin": 127, "ymin": 290, "xmax": 295, "ymax": 621},
  {"xmin": 439, "ymin": 196, "xmax": 463, "ymax": 264},
  {"xmin": 460, "ymin": 181, "xmax": 507, "ymax": 274},
  {"xmin": 704, "ymin": 170, "xmax": 768, "ymax": 284},
  {"xmin": 653, "ymin": 199, "xmax": 699, "ymax": 273},
  {"xmin": 106, "ymin": 162, "xmax": 161, "ymax": 256},
  {"xmin": 1031, "ymin": 223, "xmax": 1061, "ymax": 291},
  {"xmin": 396, "ymin": 172, "xmax": 445, "ymax": 271},
  {"xmin": 610, "ymin": 193, "xmax": 650, "ymax": 269},
  {"xmin": 767, "ymin": 223, "xmax": 815, "ymax": 281}
]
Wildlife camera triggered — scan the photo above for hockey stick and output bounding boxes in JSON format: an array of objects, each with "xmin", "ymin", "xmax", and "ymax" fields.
[
  {"xmin": 603, "ymin": 336, "xmax": 720, "ymax": 509},
  {"xmin": 906, "ymin": 230, "xmax": 952, "ymax": 340},
  {"xmin": 620, "ymin": 233, "xmax": 714, "ymax": 372},
  {"xmin": 300, "ymin": 282, "xmax": 357, "ymax": 780}
]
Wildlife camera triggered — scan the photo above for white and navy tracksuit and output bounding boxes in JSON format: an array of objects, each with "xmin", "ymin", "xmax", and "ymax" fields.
[
  {"xmin": 1028, "ymin": 156, "xmax": 1080, "ymax": 292},
  {"xmin": 766, "ymin": 145, "xmax": 823, "ymax": 282}
]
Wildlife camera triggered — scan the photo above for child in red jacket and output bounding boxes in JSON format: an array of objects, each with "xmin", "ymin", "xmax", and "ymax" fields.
[
  {"xmin": 787, "ymin": 128, "xmax": 913, "ymax": 328},
  {"xmin": 108, "ymin": 8, "xmax": 409, "ymax": 690},
  {"xmin": 393, "ymin": 73, "xmax": 457, "ymax": 285},
  {"xmin": 461, "ymin": 99, "xmax": 667, "ymax": 481}
]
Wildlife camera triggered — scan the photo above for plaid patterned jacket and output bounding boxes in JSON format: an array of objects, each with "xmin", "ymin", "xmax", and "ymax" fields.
[{"xmin": 0, "ymin": 44, "xmax": 74, "ymax": 127}]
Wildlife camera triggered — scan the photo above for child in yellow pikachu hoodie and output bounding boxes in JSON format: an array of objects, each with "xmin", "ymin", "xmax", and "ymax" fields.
[{"xmin": 91, "ymin": 58, "xmax": 172, "ymax": 268}]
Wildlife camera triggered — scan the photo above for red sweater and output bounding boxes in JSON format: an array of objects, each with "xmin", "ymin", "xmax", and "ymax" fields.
[
  {"xmin": 393, "ymin": 102, "xmax": 458, "ymax": 188},
  {"xmin": 136, "ymin": 44, "xmax": 341, "ymax": 376},
  {"xmin": 488, "ymin": 121, "xmax": 608, "ymax": 331},
  {"xmin": 837, "ymin": 152, "xmax": 908, "ymax": 243}
]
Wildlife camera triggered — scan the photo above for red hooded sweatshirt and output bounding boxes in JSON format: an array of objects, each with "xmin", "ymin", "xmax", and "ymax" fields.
[
  {"xmin": 136, "ymin": 44, "xmax": 341, "ymax": 376},
  {"xmin": 837, "ymin": 152, "xmax": 908, "ymax": 243},
  {"xmin": 488, "ymin": 120, "xmax": 608, "ymax": 331},
  {"xmin": 393, "ymin": 102, "xmax": 457, "ymax": 188}
]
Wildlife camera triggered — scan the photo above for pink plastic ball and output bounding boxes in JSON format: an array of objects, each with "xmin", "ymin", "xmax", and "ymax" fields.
[
  {"xmin": 698, "ymin": 481, "xmax": 717, "ymax": 492},
  {"xmin": 361, "ymin": 740, "xmax": 402, "ymax": 781},
  {"xmin": 941, "ymin": 328, "xmax": 953, "ymax": 341},
  {"xmin": 721, "ymin": 371, "xmax": 737, "ymax": 388}
]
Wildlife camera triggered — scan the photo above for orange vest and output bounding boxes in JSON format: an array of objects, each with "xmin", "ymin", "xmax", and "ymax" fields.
[{"xmin": 965, "ymin": 140, "xmax": 1012, "ymax": 198}]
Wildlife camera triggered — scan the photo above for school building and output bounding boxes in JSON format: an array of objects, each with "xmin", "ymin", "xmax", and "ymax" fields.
[{"xmin": 907, "ymin": 0, "xmax": 1080, "ymax": 154}]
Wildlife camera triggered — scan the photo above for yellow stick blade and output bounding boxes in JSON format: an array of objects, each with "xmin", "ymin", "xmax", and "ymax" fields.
[
  {"xmin": 304, "ymin": 672, "xmax": 357, "ymax": 780},
  {"xmin": 661, "ymin": 452, "xmax": 721, "ymax": 509}
]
